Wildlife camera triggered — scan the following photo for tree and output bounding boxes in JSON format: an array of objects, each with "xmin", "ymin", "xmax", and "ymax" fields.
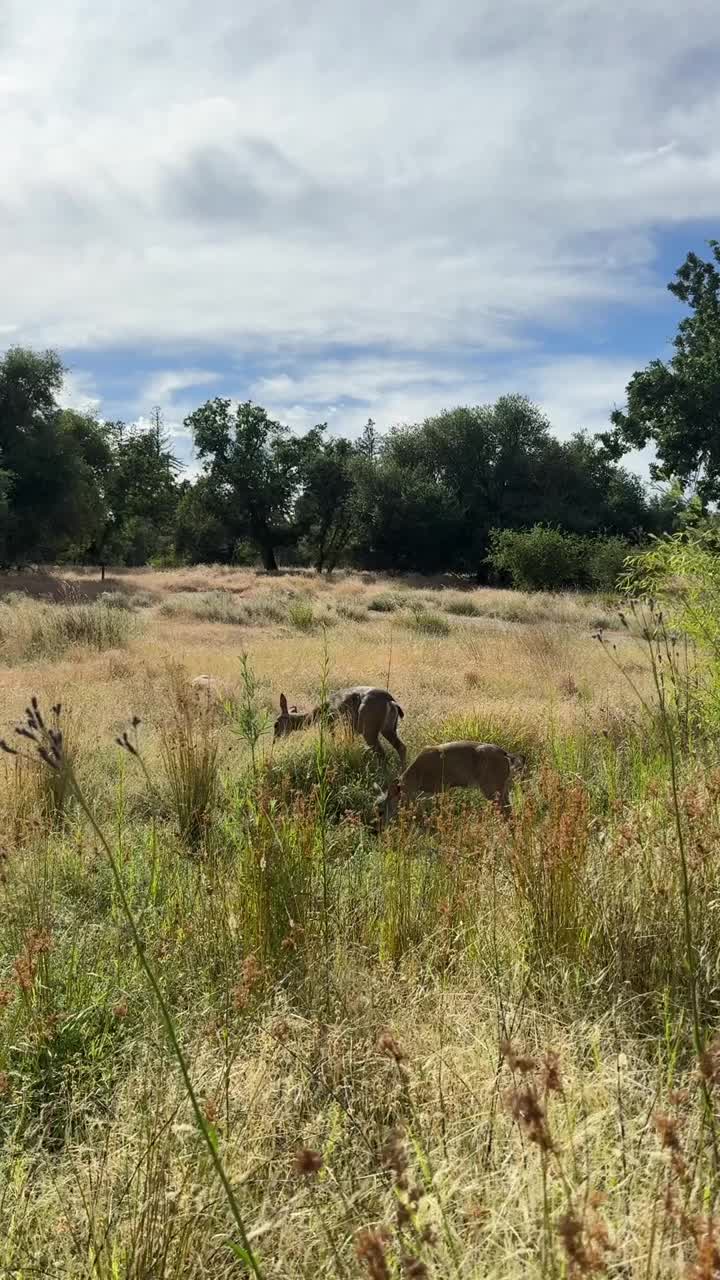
[
  {"xmin": 0, "ymin": 348, "xmax": 112, "ymax": 562},
  {"xmin": 356, "ymin": 397, "xmax": 558, "ymax": 575},
  {"xmin": 100, "ymin": 412, "xmax": 182, "ymax": 565},
  {"xmin": 174, "ymin": 478, "xmax": 236, "ymax": 564},
  {"xmin": 603, "ymin": 241, "xmax": 720, "ymax": 503},
  {"xmin": 537, "ymin": 432, "xmax": 656, "ymax": 536},
  {"xmin": 294, "ymin": 430, "xmax": 358, "ymax": 572},
  {"xmin": 184, "ymin": 399, "xmax": 304, "ymax": 571}
]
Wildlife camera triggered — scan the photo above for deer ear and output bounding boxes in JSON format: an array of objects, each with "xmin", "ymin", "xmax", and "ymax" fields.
[{"xmin": 280, "ymin": 693, "xmax": 288, "ymax": 714}]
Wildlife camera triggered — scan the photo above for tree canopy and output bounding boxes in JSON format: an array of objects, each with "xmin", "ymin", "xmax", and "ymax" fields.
[{"xmin": 604, "ymin": 241, "xmax": 720, "ymax": 503}]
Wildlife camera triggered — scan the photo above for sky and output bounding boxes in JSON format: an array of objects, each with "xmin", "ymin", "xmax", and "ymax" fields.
[{"xmin": 2, "ymin": 0, "xmax": 720, "ymax": 480}]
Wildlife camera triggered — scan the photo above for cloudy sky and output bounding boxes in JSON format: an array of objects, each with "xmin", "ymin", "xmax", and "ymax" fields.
[{"xmin": 2, "ymin": 0, "xmax": 719, "ymax": 476}]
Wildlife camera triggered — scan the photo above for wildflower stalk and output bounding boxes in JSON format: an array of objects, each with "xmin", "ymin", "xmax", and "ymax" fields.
[
  {"xmin": 68, "ymin": 775, "xmax": 264, "ymax": 1275},
  {"xmin": 315, "ymin": 631, "xmax": 332, "ymax": 1014},
  {"xmin": 233, "ymin": 653, "xmax": 270, "ymax": 783}
]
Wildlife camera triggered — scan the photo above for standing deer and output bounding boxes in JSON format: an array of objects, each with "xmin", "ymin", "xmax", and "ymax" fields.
[
  {"xmin": 374, "ymin": 741, "xmax": 525, "ymax": 827},
  {"xmin": 273, "ymin": 686, "xmax": 406, "ymax": 766}
]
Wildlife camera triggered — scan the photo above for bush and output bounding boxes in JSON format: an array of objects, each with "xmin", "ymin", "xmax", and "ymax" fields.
[
  {"xmin": 585, "ymin": 537, "xmax": 631, "ymax": 591},
  {"xmin": 287, "ymin": 598, "xmax": 315, "ymax": 631},
  {"xmin": 160, "ymin": 667, "xmax": 221, "ymax": 848},
  {"xmin": 488, "ymin": 526, "xmax": 585, "ymax": 591},
  {"xmin": 488, "ymin": 526, "xmax": 633, "ymax": 592}
]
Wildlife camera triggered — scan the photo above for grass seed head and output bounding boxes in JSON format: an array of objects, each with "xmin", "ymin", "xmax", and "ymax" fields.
[
  {"xmin": 505, "ymin": 1083, "xmax": 555, "ymax": 1151},
  {"xmin": 377, "ymin": 1031, "xmax": 407, "ymax": 1063},
  {"xmin": 698, "ymin": 1037, "xmax": 720, "ymax": 1088},
  {"xmin": 295, "ymin": 1149, "xmax": 323, "ymax": 1176},
  {"xmin": 355, "ymin": 1229, "xmax": 391, "ymax": 1280}
]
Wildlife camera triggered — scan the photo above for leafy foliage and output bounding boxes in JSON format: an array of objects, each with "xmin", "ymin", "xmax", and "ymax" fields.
[
  {"xmin": 605, "ymin": 241, "xmax": 720, "ymax": 502},
  {"xmin": 489, "ymin": 526, "xmax": 632, "ymax": 591},
  {"xmin": 0, "ymin": 349, "xmax": 112, "ymax": 563},
  {"xmin": 184, "ymin": 399, "xmax": 305, "ymax": 571}
]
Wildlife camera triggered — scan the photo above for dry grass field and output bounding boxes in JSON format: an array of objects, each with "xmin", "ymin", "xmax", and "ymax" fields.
[{"xmin": 0, "ymin": 565, "xmax": 718, "ymax": 1278}]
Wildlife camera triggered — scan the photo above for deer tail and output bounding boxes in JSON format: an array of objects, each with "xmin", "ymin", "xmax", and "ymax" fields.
[{"xmin": 391, "ymin": 699, "xmax": 404, "ymax": 719}]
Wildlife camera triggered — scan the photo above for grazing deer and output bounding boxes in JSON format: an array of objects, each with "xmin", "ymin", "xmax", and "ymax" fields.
[
  {"xmin": 273, "ymin": 686, "xmax": 406, "ymax": 766},
  {"xmin": 374, "ymin": 741, "xmax": 525, "ymax": 827}
]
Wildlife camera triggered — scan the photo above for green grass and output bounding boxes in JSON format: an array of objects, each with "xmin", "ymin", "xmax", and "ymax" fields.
[
  {"xmin": 287, "ymin": 598, "xmax": 316, "ymax": 630},
  {"xmin": 2, "ymin": 617, "xmax": 720, "ymax": 1276}
]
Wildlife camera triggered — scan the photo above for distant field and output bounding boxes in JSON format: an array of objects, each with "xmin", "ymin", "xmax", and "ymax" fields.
[{"xmin": 0, "ymin": 565, "xmax": 714, "ymax": 1277}]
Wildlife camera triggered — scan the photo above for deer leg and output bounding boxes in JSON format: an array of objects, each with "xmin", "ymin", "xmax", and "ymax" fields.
[
  {"xmin": 358, "ymin": 708, "xmax": 386, "ymax": 762},
  {"xmin": 381, "ymin": 727, "xmax": 407, "ymax": 768},
  {"xmin": 496, "ymin": 780, "xmax": 512, "ymax": 819}
]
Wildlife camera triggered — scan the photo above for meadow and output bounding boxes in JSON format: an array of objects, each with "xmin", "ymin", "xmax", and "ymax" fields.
[{"xmin": 0, "ymin": 564, "xmax": 718, "ymax": 1278}]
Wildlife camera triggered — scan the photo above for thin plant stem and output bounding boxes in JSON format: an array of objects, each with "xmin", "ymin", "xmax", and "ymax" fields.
[{"xmin": 67, "ymin": 772, "xmax": 265, "ymax": 1279}]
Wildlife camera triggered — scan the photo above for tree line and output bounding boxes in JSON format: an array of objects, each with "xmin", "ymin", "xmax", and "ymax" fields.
[{"xmin": 2, "ymin": 241, "xmax": 719, "ymax": 583}]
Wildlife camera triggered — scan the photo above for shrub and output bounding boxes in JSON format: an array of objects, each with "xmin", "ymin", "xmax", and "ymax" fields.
[
  {"xmin": 287, "ymin": 598, "xmax": 315, "ymax": 631},
  {"xmin": 257, "ymin": 737, "xmax": 383, "ymax": 824},
  {"xmin": 488, "ymin": 526, "xmax": 585, "ymax": 591},
  {"xmin": 585, "ymin": 537, "xmax": 632, "ymax": 591}
]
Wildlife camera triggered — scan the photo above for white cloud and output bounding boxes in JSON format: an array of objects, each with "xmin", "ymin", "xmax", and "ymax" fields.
[
  {"xmin": 1, "ymin": 0, "xmax": 719, "ymax": 356},
  {"xmin": 249, "ymin": 350, "xmax": 657, "ymax": 475},
  {"xmin": 143, "ymin": 369, "xmax": 218, "ymax": 404},
  {"xmin": 59, "ymin": 369, "xmax": 101, "ymax": 415}
]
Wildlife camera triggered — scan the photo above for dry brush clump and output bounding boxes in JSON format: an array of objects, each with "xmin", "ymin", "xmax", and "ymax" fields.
[{"xmin": 0, "ymin": 596, "xmax": 135, "ymax": 662}]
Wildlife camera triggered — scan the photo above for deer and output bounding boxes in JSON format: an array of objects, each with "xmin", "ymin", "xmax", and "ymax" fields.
[
  {"xmin": 373, "ymin": 741, "xmax": 525, "ymax": 828},
  {"xmin": 273, "ymin": 686, "xmax": 407, "ymax": 766}
]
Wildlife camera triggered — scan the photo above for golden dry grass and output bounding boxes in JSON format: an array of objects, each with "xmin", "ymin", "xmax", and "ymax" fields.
[{"xmin": 0, "ymin": 565, "xmax": 634, "ymax": 748}]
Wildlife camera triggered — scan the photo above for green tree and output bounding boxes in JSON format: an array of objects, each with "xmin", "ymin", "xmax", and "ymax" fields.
[
  {"xmin": 174, "ymin": 477, "xmax": 235, "ymax": 564},
  {"xmin": 539, "ymin": 432, "xmax": 656, "ymax": 536},
  {"xmin": 184, "ymin": 399, "xmax": 304, "ymax": 571},
  {"xmin": 100, "ymin": 411, "xmax": 182, "ymax": 565},
  {"xmin": 0, "ymin": 348, "xmax": 112, "ymax": 562},
  {"xmin": 294, "ymin": 430, "xmax": 358, "ymax": 572},
  {"xmin": 603, "ymin": 241, "xmax": 720, "ymax": 502}
]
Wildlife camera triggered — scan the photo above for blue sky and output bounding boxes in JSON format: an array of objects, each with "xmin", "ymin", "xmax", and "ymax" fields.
[{"xmin": 2, "ymin": 0, "xmax": 720, "ymax": 480}]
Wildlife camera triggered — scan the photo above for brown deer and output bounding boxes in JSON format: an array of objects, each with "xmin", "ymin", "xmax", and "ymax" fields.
[
  {"xmin": 273, "ymin": 686, "xmax": 406, "ymax": 765},
  {"xmin": 373, "ymin": 741, "xmax": 525, "ymax": 827}
]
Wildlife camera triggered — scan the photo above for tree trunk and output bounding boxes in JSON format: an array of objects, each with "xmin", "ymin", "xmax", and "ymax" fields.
[{"xmin": 259, "ymin": 540, "xmax": 279, "ymax": 572}]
